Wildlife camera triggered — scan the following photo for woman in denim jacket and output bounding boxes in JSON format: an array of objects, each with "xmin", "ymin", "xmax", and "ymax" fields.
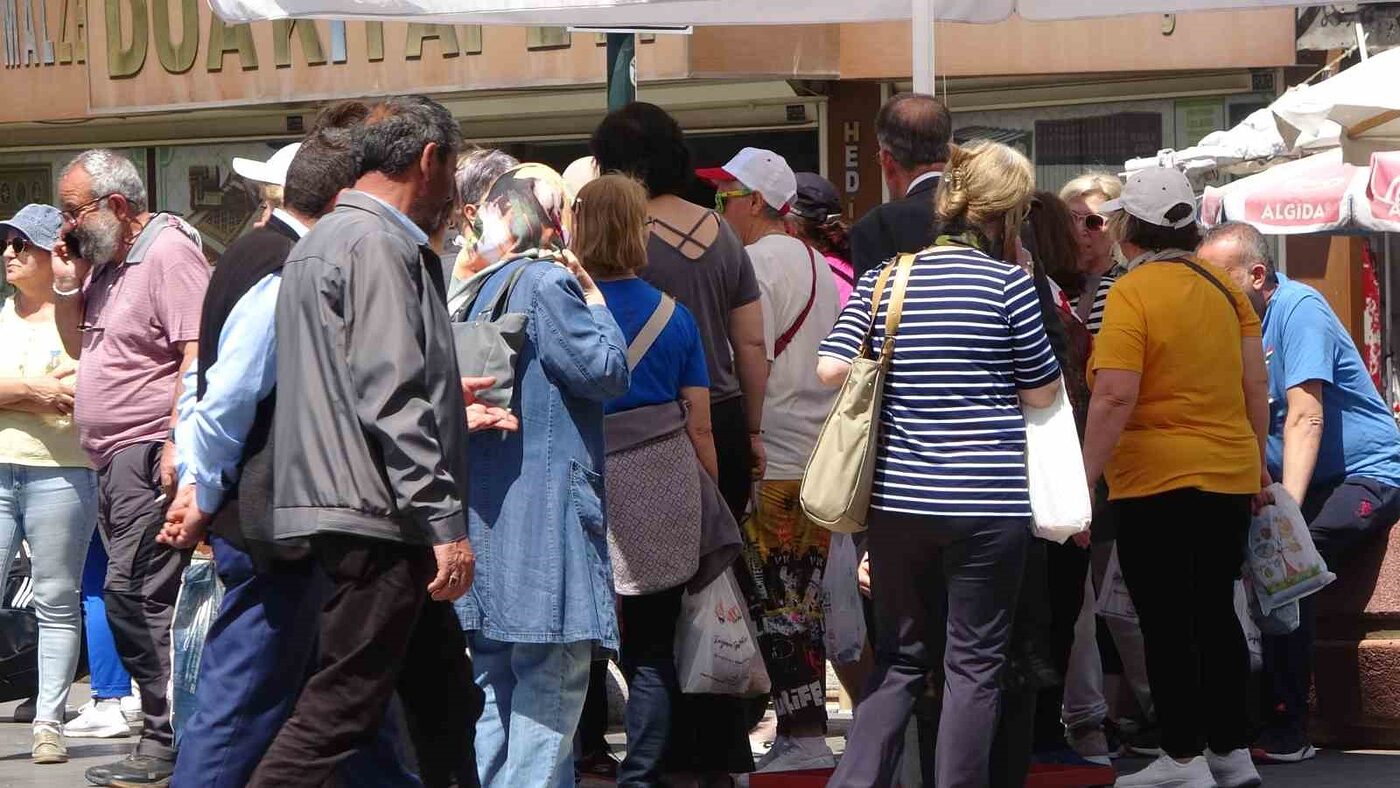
[{"xmin": 452, "ymin": 164, "xmax": 630, "ymax": 788}]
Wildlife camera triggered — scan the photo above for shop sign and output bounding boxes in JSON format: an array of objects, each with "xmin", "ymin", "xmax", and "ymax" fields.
[
  {"xmin": 101, "ymin": 0, "xmax": 481, "ymax": 78},
  {"xmin": 3, "ymin": 0, "xmax": 85, "ymax": 67}
]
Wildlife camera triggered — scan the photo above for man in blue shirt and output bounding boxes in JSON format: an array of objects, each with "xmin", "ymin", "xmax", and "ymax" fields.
[{"xmin": 1200, "ymin": 222, "xmax": 1400, "ymax": 765}]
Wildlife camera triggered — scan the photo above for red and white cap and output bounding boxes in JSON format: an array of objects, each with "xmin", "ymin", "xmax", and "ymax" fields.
[{"xmin": 697, "ymin": 147, "xmax": 797, "ymax": 213}]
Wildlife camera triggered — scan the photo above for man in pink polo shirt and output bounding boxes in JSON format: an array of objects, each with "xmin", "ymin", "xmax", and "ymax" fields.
[{"xmin": 51, "ymin": 149, "xmax": 208, "ymax": 787}]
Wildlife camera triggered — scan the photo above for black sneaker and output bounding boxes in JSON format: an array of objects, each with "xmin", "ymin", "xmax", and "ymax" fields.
[
  {"xmin": 86, "ymin": 754, "xmax": 175, "ymax": 787},
  {"xmin": 1251, "ymin": 727, "xmax": 1317, "ymax": 764},
  {"xmin": 576, "ymin": 748, "xmax": 621, "ymax": 782},
  {"xmin": 1120, "ymin": 721, "xmax": 1163, "ymax": 757},
  {"xmin": 12, "ymin": 694, "xmax": 36, "ymax": 724}
]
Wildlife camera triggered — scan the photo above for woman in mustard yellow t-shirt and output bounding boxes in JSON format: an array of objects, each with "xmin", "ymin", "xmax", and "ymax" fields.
[
  {"xmin": 1080, "ymin": 169, "xmax": 1270, "ymax": 788},
  {"xmin": 0, "ymin": 205, "xmax": 98, "ymax": 765}
]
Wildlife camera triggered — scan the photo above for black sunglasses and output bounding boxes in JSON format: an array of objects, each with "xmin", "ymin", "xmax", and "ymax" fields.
[{"xmin": 6, "ymin": 238, "xmax": 30, "ymax": 255}]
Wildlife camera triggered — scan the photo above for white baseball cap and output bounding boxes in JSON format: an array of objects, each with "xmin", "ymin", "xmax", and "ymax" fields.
[
  {"xmin": 697, "ymin": 147, "xmax": 797, "ymax": 213},
  {"xmin": 232, "ymin": 143, "xmax": 302, "ymax": 188},
  {"xmin": 562, "ymin": 156, "xmax": 600, "ymax": 194},
  {"xmin": 1100, "ymin": 166, "xmax": 1197, "ymax": 229}
]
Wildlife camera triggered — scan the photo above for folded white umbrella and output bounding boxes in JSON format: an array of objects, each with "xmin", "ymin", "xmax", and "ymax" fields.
[
  {"xmin": 1274, "ymin": 46, "xmax": 1400, "ymax": 165},
  {"xmin": 1200, "ymin": 148, "xmax": 1400, "ymax": 235}
]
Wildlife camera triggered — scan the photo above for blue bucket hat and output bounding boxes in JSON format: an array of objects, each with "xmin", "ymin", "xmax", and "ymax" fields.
[{"xmin": 0, "ymin": 204, "xmax": 64, "ymax": 252}]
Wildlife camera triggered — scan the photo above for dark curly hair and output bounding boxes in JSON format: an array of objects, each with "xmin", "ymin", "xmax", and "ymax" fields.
[
  {"xmin": 589, "ymin": 102, "xmax": 692, "ymax": 198},
  {"xmin": 787, "ymin": 214, "xmax": 851, "ymax": 262}
]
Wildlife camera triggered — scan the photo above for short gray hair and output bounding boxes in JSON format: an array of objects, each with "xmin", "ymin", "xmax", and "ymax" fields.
[
  {"xmin": 62, "ymin": 149, "xmax": 148, "ymax": 213},
  {"xmin": 1201, "ymin": 220, "xmax": 1275, "ymax": 279},
  {"xmin": 456, "ymin": 149, "xmax": 518, "ymax": 206}
]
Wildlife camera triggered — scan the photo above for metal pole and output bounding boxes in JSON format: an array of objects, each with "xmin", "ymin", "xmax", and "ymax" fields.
[
  {"xmin": 912, "ymin": 0, "xmax": 935, "ymax": 94},
  {"xmin": 606, "ymin": 32, "xmax": 637, "ymax": 112},
  {"xmin": 1355, "ymin": 22, "xmax": 1369, "ymax": 60}
]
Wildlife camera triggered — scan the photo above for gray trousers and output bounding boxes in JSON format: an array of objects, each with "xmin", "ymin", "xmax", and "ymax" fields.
[
  {"xmin": 97, "ymin": 442, "xmax": 191, "ymax": 761},
  {"xmin": 831, "ymin": 510, "xmax": 1028, "ymax": 788}
]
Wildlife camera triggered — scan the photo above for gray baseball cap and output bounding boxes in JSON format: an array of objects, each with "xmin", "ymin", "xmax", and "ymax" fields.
[{"xmin": 0, "ymin": 204, "xmax": 64, "ymax": 252}]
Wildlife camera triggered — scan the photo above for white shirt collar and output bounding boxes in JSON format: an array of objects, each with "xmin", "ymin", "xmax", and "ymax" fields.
[
  {"xmin": 272, "ymin": 208, "xmax": 310, "ymax": 238},
  {"xmin": 906, "ymin": 171, "xmax": 942, "ymax": 197}
]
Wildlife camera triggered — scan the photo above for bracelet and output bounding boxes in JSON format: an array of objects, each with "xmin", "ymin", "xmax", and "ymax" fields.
[{"xmin": 52, "ymin": 283, "xmax": 81, "ymax": 298}]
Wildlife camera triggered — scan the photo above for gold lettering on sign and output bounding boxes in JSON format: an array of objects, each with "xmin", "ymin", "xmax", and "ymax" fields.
[
  {"xmin": 56, "ymin": 0, "xmax": 87, "ymax": 64},
  {"xmin": 104, "ymin": 0, "xmax": 146, "ymax": 78},
  {"xmin": 151, "ymin": 0, "xmax": 196, "ymax": 73},
  {"xmin": 273, "ymin": 18, "xmax": 324, "ymax": 68},
  {"xmin": 405, "ymin": 23, "xmax": 458, "ymax": 59},
  {"xmin": 204, "ymin": 13, "xmax": 255, "ymax": 72}
]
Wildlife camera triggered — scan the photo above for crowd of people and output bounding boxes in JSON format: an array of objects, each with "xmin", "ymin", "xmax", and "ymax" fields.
[{"xmin": 0, "ymin": 87, "xmax": 1394, "ymax": 788}]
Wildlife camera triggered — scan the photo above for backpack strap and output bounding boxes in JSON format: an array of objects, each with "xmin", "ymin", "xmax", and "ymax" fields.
[
  {"xmin": 627, "ymin": 294, "xmax": 676, "ymax": 370},
  {"xmin": 774, "ymin": 245, "xmax": 819, "ymax": 359},
  {"xmin": 1177, "ymin": 259, "xmax": 1237, "ymax": 308}
]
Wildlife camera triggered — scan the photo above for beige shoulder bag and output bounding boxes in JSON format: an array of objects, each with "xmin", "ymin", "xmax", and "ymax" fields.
[{"xmin": 800, "ymin": 253, "xmax": 916, "ymax": 533}]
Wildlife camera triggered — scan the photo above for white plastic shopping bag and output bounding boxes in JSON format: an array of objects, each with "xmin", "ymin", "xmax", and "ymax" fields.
[
  {"xmin": 1023, "ymin": 379, "xmax": 1092, "ymax": 543},
  {"xmin": 1094, "ymin": 544, "xmax": 1137, "ymax": 623},
  {"xmin": 675, "ymin": 569, "xmax": 770, "ymax": 695},
  {"xmin": 1247, "ymin": 484, "xmax": 1336, "ymax": 615},
  {"xmin": 171, "ymin": 556, "xmax": 224, "ymax": 742},
  {"xmin": 1234, "ymin": 580, "xmax": 1263, "ymax": 671},
  {"xmin": 822, "ymin": 533, "xmax": 867, "ymax": 665}
]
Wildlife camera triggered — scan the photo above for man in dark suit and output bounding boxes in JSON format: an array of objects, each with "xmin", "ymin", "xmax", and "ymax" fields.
[{"xmin": 849, "ymin": 92, "xmax": 952, "ymax": 279}]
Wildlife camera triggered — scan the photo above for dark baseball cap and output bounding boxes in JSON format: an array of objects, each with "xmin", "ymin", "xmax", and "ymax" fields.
[
  {"xmin": 0, "ymin": 204, "xmax": 64, "ymax": 252},
  {"xmin": 790, "ymin": 173, "xmax": 841, "ymax": 222}
]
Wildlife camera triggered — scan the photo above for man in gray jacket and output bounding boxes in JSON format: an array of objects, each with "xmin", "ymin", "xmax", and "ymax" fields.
[{"xmin": 248, "ymin": 95, "xmax": 480, "ymax": 788}]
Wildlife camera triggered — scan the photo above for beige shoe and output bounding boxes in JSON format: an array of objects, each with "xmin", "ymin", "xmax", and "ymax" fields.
[{"xmin": 32, "ymin": 723, "xmax": 68, "ymax": 764}]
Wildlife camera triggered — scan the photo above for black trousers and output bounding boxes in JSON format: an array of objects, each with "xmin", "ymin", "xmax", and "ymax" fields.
[
  {"xmin": 1259, "ymin": 477, "xmax": 1400, "ymax": 738},
  {"xmin": 1031, "ymin": 540, "xmax": 1092, "ymax": 750},
  {"xmin": 248, "ymin": 535, "xmax": 483, "ymax": 788},
  {"xmin": 97, "ymin": 442, "xmax": 191, "ymax": 761},
  {"xmin": 832, "ymin": 509, "xmax": 1029, "ymax": 788},
  {"xmin": 618, "ymin": 587, "xmax": 684, "ymax": 786},
  {"xmin": 710, "ymin": 396, "xmax": 754, "ymax": 521},
  {"xmin": 1114, "ymin": 489, "xmax": 1251, "ymax": 759}
]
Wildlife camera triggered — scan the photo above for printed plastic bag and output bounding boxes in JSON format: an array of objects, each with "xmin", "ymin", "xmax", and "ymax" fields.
[
  {"xmin": 1247, "ymin": 484, "xmax": 1335, "ymax": 615},
  {"xmin": 1023, "ymin": 380, "xmax": 1093, "ymax": 543},
  {"xmin": 171, "ymin": 556, "xmax": 224, "ymax": 742},
  {"xmin": 675, "ymin": 569, "xmax": 770, "ymax": 696},
  {"xmin": 1094, "ymin": 544, "xmax": 1137, "ymax": 623},
  {"xmin": 1242, "ymin": 573, "xmax": 1299, "ymax": 636},
  {"xmin": 822, "ymin": 533, "xmax": 867, "ymax": 665}
]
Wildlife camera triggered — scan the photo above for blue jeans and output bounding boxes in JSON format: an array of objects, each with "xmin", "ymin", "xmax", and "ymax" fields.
[
  {"xmin": 82, "ymin": 531, "xmax": 133, "ymax": 699},
  {"xmin": 0, "ymin": 464, "xmax": 97, "ymax": 725},
  {"xmin": 172, "ymin": 535, "xmax": 419, "ymax": 788},
  {"xmin": 469, "ymin": 634, "xmax": 592, "ymax": 788}
]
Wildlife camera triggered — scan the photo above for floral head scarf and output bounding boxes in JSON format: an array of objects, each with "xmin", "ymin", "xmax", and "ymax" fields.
[{"xmin": 454, "ymin": 163, "xmax": 575, "ymax": 280}]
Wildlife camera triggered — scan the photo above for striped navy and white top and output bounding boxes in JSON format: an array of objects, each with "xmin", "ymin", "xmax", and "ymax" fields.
[
  {"xmin": 1075, "ymin": 273, "xmax": 1117, "ymax": 335},
  {"xmin": 818, "ymin": 246, "xmax": 1060, "ymax": 518}
]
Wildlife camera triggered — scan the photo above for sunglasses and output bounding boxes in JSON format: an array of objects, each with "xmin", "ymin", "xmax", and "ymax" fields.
[
  {"xmin": 714, "ymin": 189, "xmax": 753, "ymax": 212},
  {"xmin": 1072, "ymin": 211, "xmax": 1106, "ymax": 232},
  {"xmin": 5, "ymin": 238, "xmax": 30, "ymax": 255}
]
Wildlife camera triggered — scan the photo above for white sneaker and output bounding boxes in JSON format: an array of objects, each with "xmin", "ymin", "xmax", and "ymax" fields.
[
  {"xmin": 753, "ymin": 736, "xmax": 835, "ymax": 773},
  {"xmin": 120, "ymin": 694, "xmax": 142, "ymax": 725},
  {"xmin": 1206, "ymin": 749, "xmax": 1262, "ymax": 788},
  {"xmin": 1115, "ymin": 754, "xmax": 1217, "ymax": 787},
  {"xmin": 64, "ymin": 698, "xmax": 132, "ymax": 739}
]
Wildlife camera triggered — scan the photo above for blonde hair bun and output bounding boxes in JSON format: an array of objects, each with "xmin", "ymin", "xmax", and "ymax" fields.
[{"xmin": 933, "ymin": 140, "xmax": 1034, "ymax": 228}]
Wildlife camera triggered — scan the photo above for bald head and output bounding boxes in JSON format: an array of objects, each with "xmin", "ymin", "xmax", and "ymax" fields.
[{"xmin": 1198, "ymin": 221, "xmax": 1275, "ymax": 317}]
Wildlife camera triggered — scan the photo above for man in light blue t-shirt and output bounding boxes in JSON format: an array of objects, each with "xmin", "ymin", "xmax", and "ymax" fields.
[{"xmin": 1201, "ymin": 223, "xmax": 1400, "ymax": 766}]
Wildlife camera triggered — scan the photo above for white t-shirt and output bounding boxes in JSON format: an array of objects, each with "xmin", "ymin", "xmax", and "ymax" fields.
[{"xmin": 747, "ymin": 233, "xmax": 841, "ymax": 480}]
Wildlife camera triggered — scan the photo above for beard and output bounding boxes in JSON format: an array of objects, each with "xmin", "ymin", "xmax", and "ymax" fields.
[{"xmin": 74, "ymin": 210, "xmax": 123, "ymax": 266}]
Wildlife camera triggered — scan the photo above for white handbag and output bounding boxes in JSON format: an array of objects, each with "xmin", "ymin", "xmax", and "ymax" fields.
[{"xmin": 1022, "ymin": 377, "xmax": 1092, "ymax": 543}]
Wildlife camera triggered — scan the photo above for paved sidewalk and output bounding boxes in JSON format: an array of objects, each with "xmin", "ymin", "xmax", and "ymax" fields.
[{"xmin": 0, "ymin": 690, "xmax": 1396, "ymax": 786}]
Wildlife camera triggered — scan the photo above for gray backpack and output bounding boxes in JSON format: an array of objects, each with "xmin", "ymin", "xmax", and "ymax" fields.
[{"xmin": 450, "ymin": 261, "xmax": 533, "ymax": 409}]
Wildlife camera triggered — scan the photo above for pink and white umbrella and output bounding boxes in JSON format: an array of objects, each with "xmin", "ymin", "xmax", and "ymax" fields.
[{"xmin": 1201, "ymin": 148, "xmax": 1400, "ymax": 235}]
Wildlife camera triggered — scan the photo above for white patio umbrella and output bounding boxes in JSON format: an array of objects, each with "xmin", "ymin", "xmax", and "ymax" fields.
[
  {"xmin": 210, "ymin": 0, "xmax": 1396, "ymax": 94},
  {"xmin": 1200, "ymin": 147, "xmax": 1400, "ymax": 235}
]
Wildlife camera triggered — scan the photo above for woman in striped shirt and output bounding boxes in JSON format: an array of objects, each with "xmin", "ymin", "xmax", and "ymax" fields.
[{"xmin": 820, "ymin": 141, "xmax": 1062, "ymax": 788}]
